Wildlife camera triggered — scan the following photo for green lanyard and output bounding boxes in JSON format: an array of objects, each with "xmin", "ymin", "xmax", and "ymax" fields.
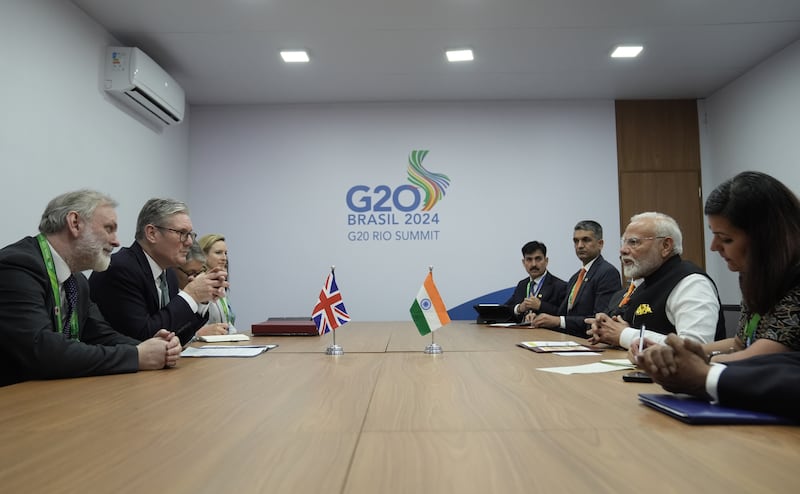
[
  {"xmin": 220, "ymin": 296, "xmax": 232, "ymax": 323},
  {"xmin": 527, "ymin": 277, "xmax": 543, "ymax": 298},
  {"xmin": 744, "ymin": 313, "xmax": 761, "ymax": 347},
  {"xmin": 36, "ymin": 234, "xmax": 79, "ymax": 340}
]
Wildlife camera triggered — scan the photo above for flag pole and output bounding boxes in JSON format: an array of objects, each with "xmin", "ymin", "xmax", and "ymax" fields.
[
  {"xmin": 326, "ymin": 265, "xmax": 344, "ymax": 356},
  {"xmin": 424, "ymin": 265, "xmax": 443, "ymax": 355}
]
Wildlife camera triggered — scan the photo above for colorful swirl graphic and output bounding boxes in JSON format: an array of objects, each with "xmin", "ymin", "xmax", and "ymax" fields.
[{"xmin": 407, "ymin": 150, "xmax": 450, "ymax": 211}]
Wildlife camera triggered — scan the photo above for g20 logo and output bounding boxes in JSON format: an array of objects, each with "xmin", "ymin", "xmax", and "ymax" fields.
[{"xmin": 346, "ymin": 185, "xmax": 422, "ymax": 212}]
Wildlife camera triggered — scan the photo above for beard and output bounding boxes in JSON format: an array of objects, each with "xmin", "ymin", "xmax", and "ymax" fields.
[
  {"xmin": 622, "ymin": 253, "xmax": 659, "ymax": 280},
  {"xmin": 74, "ymin": 228, "xmax": 112, "ymax": 272}
]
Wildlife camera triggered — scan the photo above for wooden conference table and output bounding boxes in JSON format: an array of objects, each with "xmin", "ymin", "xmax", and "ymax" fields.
[{"xmin": 1, "ymin": 322, "xmax": 799, "ymax": 493}]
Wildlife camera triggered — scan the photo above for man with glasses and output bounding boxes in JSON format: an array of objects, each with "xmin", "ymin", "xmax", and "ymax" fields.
[
  {"xmin": 90, "ymin": 198, "xmax": 228, "ymax": 344},
  {"xmin": 587, "ymin": 212, "xmax": 726, "ymax": 352}
]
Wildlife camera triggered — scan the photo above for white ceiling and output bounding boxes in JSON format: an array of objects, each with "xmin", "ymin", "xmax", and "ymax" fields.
[{"xmin": 70, "ymin": 0, "xmax": 800, "ymax": 106}]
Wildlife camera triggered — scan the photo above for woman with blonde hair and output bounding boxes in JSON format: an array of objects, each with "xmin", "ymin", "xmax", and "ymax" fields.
[{"xmin": 198, "ymin": 233, "xmax": 237, "ymax": 333}]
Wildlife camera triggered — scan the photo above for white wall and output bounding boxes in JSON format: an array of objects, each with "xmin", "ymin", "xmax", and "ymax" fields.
[
  {"xmin": 189, "ymin": 101, "xmax": 621, "ymax": 326},
  {"xmin": 0, "ymin": 0, "xmax": 190, "ymax": 247},
  {"xmin": 700, "ymin": 39, "xmax": 800, "ymax": 304}
]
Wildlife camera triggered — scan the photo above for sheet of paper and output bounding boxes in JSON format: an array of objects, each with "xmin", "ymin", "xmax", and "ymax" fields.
[
  {"xmin": 600, "ymin": 358, "xmax": 636, "ymax": 369},
  {"xmin": 553, "ymin": 352, "xmax": 603, "ymax": 356},
  {"xmin": 181, "ymin": 345, "xmax": 277, "ymax": 357},
  {"xmin": 537, "ymin": 362, "xmax": 633, "ymax": 375},
  {"xmin": 196, "ymin": 334, "xmax": 250, "ymax": 343},
  {"xmin": 489, "ymin": 323, "xmax": 521, "ymax": 328}
]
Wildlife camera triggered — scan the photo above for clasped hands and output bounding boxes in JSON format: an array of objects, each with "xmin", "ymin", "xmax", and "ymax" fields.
[
  {"xmin": 182, "ymin": 266, "xmax": 229, "ymax": 303},
  {"xmin": 585, "ymin": 312, "xmax": 628, "ymax": 346}
]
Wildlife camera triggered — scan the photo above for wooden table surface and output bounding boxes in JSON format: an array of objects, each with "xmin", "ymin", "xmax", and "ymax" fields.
[{"xmin": 2, "ymin": 321, "xmax": 798, "ymax": 493}]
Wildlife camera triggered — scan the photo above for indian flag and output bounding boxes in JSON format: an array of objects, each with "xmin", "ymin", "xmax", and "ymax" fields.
[{"xmin": 409, "ymin": 272, "xmax": 451, "ymax": 335}]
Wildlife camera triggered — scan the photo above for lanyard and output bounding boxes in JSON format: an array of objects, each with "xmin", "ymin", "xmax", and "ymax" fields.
[
  {"xmin": 220, "ymin": 296, "xmax": 232, "ymax": 323},
  {"xmin": 36, "ymin": 234, "xmax": 79, "ymax": 340},
  {"xmin": 744, "ymin": 313, "xmax": 761, "ymax": 347},
  {"xmin": 527, "ymin": 277, "xmax": 543, "ymax": 298}
]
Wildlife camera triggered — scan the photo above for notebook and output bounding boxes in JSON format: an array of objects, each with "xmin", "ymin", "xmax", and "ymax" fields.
[
  {"xmin": 638, "ymin": 393, "xmax": 794, "ymax": 425},
  {"xmin": 473, "ymin": 304, "xmax": 515, "ymax": 324},
  {"xmin": 251, "ymin": 317, "xmax": 319, "ymax": 336}
]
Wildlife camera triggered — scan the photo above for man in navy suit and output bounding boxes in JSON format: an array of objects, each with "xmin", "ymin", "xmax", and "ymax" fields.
[
  {"xmin": 89, "ymin": 198, "xmax": 228, "ymax": 345},
  {"xmin": 640, "ymin": 333, "xmax": 800, "ymax": 420},
  {"xmin": 533, "ymin": 220, "xmax": 621, "ymax": 337},
  {"xmin": 0, "ymin": 190, "xmax": 181, "ymax": 386},
  {"xmin": 504, "ymin": 241, "xmax": 567, "ymax": 323}
]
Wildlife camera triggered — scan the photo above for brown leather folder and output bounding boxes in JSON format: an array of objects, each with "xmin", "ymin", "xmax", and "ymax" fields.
[{"xmin": 251, "ymin": 317, "xmax": 319, "ymax": 336}]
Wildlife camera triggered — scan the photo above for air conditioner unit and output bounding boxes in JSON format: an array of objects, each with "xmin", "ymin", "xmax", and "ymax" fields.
[{"xmin": 104, "ymin": 46, "xmax": 185, "ymax": 125}]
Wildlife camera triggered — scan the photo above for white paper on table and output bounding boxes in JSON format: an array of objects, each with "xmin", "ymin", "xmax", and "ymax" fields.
[
  {"xmin": 536, "ymin": 362, "xmax": 633, "ymax": 375},
  {"xmin": 181, "ymin": 345, "xmax": 277, "ymax": 357}
]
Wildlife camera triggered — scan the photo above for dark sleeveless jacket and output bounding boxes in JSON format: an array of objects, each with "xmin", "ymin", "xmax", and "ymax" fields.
[{"xmin": 622, "ymin": 255, "xmax": 726, "ymax": 340}]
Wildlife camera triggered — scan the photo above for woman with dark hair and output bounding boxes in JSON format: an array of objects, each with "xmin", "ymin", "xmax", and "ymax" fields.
[{"xmin": 698, "ymin": 171, "xmax": 800, "ymax": 362}]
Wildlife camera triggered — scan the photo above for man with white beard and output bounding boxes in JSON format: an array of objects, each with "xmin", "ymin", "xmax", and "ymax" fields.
[
  {"xmin": 586, "ymin": 212, "xmax": 726, "ymax": 352},
  {"xmin": 0, "ymin": 190, "xmax": 181, "ymax": 387}
]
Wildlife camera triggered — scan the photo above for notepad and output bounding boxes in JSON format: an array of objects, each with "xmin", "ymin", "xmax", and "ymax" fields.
[
  {"xmin": 181, "ymin": 345, "xmax": 277, "ymax": 357},
  {"xmin": 195, "ymin": 333, "xmax": 250, "ymax": 343},
  {"xmin": 638, "ymin": 393, "xmax": 795, "ymax": 425},
  {"xmin": 517, "ymin": 341, "xmax": 600, "ymax": 353}
]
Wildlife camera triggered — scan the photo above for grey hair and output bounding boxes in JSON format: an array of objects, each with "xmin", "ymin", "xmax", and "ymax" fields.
[
  {"xmin": 135, "ymin": 198, "xmax": 190, "ymax": 241},
  {"xmin": 185, "ymin": 239, "xmax": 207, "ymax": 264},
  {"xmin": 38, "ymin": 190, "xmax": 117, "ymax": 234},
  {"xmin": 630, "ymin": 212, "xmax": 683, "ymax": 256},
  {"xmin": 574, "ymin": 220, "xmax": 603, "ymax": 240}
]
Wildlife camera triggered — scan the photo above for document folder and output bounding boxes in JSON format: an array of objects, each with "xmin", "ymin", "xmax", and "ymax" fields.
[{"xmin": 638, "ymin": 393, "xmax": 795, "ymax": 425}]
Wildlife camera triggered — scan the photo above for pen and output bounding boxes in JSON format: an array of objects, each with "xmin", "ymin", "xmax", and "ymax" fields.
[{"xmin": 638, "ymin": 324, "xmax": 646, "ymax": 354}]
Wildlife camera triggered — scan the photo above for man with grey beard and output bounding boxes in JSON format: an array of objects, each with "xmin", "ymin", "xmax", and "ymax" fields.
[
  {"xmin": 587, "ymin": 212, "xmax": 726, "ymax": 353},
  {"xmin": 0, "ymin": 190, "xmax": 181, "ymax": 387}
]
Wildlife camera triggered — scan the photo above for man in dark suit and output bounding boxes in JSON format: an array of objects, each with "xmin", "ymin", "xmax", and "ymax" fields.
[
  {"xmin": 89, "ymin": 198, "xmax": 228, "ymax": 345},
  {"xmin": 639, "ymin": 333, "xmax": 800, "ymax": 420},
  {"xmin": 0, "ymin": 190, "xmax": 181, "ymax": 387},
  {"xmin": 532, "ymin": 220, "xmax": 621, "ymax": 337},
  {"xmin": 504, "ymin": 241, "xmax": 567, "ymax": 323}
]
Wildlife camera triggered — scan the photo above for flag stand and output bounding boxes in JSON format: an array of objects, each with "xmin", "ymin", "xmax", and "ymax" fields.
[
  {"xmin": 424, "ymin": 331, "xmax": 442, "ymax": 354},
  {"xmin": 326, "ymin": 328, "xmax": 344, "ymax": 356},
  {"xmin": 324, "ymin": 265, "xmax": 345, "ymax": 356}
]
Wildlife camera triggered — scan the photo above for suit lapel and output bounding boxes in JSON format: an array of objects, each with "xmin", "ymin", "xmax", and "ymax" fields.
[{"xmin": 130, "ymin": 242, "xmax": 160, "ymax": 310}]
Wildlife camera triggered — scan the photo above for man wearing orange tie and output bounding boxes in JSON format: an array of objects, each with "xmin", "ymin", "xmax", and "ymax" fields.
[
  {"xmin": 532, "ymin": 220, "xmax": 621, "ymax": 337},
  {"xmin": 587, "ymin": 212, "xmax": 726, "ymax": 350}
]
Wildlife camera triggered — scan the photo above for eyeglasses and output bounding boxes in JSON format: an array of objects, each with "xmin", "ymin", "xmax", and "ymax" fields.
[
  {"xmin": 620, "ymin": 236, "xmax": 666, "ymax": 249},
  {"xmin": 154, "ymin": 225, "xmax": 198, "ymax": 243},
  {"xmin": 178, "ymin": 265, "xmax": 207, "ymax": 277}
]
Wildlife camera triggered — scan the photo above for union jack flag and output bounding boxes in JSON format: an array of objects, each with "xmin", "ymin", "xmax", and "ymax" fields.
[{"xmin": 312, "ymin": 272, "xmax": 350, "ymax": 335}]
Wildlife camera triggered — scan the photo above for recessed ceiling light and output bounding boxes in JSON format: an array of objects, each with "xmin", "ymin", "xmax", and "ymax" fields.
[
  {"xmin": 280, "ymin": 50, "xmax": 310, "ymax": 63},
  {"xmin": 446, "ymin": 49, "xmax": 474, "ymax": 62},
  {"xmin": 610, "ymin": 45, "xmax": 643, "ymax": 58}
]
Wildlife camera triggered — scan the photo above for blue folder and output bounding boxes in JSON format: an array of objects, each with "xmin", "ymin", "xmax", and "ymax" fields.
[{"xmin": 638, "ymin": 393, "xmax": 795, "ymax": 425}]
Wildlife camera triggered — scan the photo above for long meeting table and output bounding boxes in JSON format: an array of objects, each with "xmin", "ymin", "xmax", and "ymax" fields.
[{"xmin": 1, "ymin": 321, "xmax": 798, "ymax": 493}]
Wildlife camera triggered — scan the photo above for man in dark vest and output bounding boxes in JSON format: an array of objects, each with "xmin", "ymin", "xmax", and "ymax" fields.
[{"xmin": 587, "ymin": 212, "xmax": 726, "ymax": 351}]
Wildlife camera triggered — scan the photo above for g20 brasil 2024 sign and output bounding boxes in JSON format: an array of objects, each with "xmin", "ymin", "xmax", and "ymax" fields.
[{"xmin": 345, "ymin": 150, "xmax": 450, "ymax": 242}]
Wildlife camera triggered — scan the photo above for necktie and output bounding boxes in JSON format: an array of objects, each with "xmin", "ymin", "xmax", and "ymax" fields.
[
  {"xmin": 62, "ymin": 275, "xmax": 78, "ymax": 338},
  {"xmin": 618, "ymin": 282, "xmax": 636, "ymax": 308},
  {"xmin": 158, "ymin": 272, "xmax": 170, "ymax": 308},
  {"xmin": 568, "ymin": 268, "xmax": 586, "ymax": 310}
]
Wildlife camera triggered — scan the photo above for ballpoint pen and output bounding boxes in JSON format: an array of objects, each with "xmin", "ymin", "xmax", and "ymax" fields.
[{"xmin": 638, "ymin": 324, "xmax": 646, "ymax": 354}]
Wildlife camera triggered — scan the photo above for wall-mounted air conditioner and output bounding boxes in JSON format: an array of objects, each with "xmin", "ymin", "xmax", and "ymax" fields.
[{"xmin": 104, "ymin": 46, "xmax": 185, "ymax": 126}]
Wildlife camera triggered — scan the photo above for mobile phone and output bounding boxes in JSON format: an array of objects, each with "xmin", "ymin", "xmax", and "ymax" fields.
[{"xmin": 622, "ymin": 371, "xmax": 654, "ymax": 383}]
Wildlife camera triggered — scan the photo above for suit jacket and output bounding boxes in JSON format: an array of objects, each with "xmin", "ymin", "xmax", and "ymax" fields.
[
  {"xmin": 718, "ymin": 352, "xmax": 800, "ymax": 420},
  {"xmin": 557, "ymin": 255, "xmax": 622, "ymax": 336},
  {"xmin": 89, "ymin": 241, "xmax": 206, "ymax": 345},
  {"xmin": 0, "ymin": 236, "xmax": 139, "ymax": 387},
  {"xmin": 504, "ymin": 272, "xmax": 568, "ymax": 322}
]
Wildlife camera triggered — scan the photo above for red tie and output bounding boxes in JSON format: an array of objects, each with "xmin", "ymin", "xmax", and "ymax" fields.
[
  {"xmin": 568, "ymin": 268, "xmax": 586, "ymax": 309},
  {"xmin": 619, "ymin": 282, "xmax": 636, "ymax": 307}
]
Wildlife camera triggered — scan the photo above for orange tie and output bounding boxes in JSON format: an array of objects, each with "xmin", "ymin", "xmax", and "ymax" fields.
[
  {"xmin": 568, "ymin": 268, "xmax": 586, "ymax": 309},
  {"xmin": 618, "ymin": 282, "xmax": 636, "ymax": 308}
]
